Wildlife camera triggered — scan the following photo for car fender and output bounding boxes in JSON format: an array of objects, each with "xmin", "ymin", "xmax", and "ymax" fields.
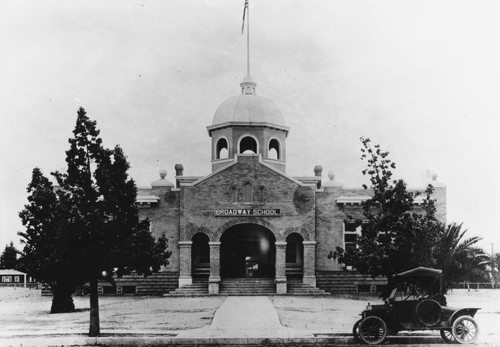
[{"xmin": 448, "ymin": 308, "xmax": 480, "ymax": 324}]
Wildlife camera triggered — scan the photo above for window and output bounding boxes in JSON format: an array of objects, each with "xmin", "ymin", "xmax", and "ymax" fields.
[
  {"xmin": 231, "ymin": 185, "xmax": 238, "ymax": 202},
  {"xmin": 216, "ymin": 137, "xmax": 229, "ymax": 159},
  {"xmin": 242, "ymin": 182, "xmax": 253, "ymax": 202},
  {"xmin": 258, "ymin": 186, "xmax": 265, "ymax": 203},
  {"xmin": 239, "ymin": 136, "xmax": 258, "ymax": 154},
  {"xmin": 2, "ymin": 276, "xmax": 11, "ymax": 283},
  {"xmin": 268, "ymin": 139, "xmax": 280, "ymax": 160},
  {"xmin": 14, "ymin": 276, "xmax": 20, "ymax": 283},
  {"xmin": 344, "ymin": 220, "xmax": 362, "ymax": 253}
]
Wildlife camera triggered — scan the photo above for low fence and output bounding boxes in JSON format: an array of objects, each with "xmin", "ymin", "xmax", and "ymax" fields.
[{"xmin": 452, "ymin": 282, "xmax": 499, "ymax": 290}]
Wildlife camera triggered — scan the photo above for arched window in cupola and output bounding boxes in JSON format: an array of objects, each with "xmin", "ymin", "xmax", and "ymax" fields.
[
  {"xmin": 268, "ymin": 138, "xmax": 280, "ymax": 160},
  {"xmin": 239, "ymin": 136, "xmax": 258, "ymax": 154},
  {"xmin": 216, "ymin": 137, "xmax": 229, "ymax": 159}
]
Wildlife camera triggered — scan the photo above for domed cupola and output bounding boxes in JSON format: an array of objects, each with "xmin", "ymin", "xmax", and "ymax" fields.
[{"xmin": 207, "ymin": 75, "xmax": 290, "ymax": 173}]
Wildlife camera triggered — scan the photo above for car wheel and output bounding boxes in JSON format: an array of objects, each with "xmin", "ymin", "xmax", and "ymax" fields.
[
  {"xmin": 359, "ymin": 316, "xmax": 387, "ymax": 345},
  {"xmin": 352, "ymin": 319, "xmax": 362, "ymax": 343},
  {"xmin": 440, "ymin": 328, "xmax": 456, "ymax": 343},
  {"xmin": 451, "ymin": 316, "xmax": 479, "ymax": 344}
]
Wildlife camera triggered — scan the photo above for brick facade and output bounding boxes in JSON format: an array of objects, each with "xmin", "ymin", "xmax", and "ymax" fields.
[
  {"xmin": 120, "ymin": 77, "xmax": 447, "ymax": 296},
  {"xmin": 129, "ymin": 154, "xmax": 446, "ymax": 295}
]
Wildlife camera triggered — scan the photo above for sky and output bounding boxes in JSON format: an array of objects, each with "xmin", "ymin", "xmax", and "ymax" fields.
[{"xmin": 1, "ymin": 0, "xmax": 499, "ymax": 254}]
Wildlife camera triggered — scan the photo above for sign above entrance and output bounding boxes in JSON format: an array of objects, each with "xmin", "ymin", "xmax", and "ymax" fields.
[{"xmin": 214, "ymin": 208, "xmax": 281, "ymax": 217}]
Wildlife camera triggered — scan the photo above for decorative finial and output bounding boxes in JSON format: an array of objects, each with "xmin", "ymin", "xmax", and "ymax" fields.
[
  {"xmin": 241, "ymin": 75, "xmax": 256, "ymax": 95},
  {"xmin": 431, "ymin": 172, "xmax": 438, "ymax": 181},
  {"xmin": 328, "ymin": 170, "xmax": 335, "ymax": 181},
  {"xmin": 159, "ymin": 169, "xmax": 167, "ymax": 179}
]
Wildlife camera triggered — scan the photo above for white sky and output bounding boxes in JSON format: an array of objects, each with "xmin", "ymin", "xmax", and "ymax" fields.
[{"xmin": 1, "ymin": 0, "xmax": 499, "ymax": 253}]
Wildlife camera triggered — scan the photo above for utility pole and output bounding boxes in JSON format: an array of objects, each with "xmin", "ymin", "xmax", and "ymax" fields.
[{"xmin": 492, "ymin": 243, "xmax": 495, "ymax": 289}]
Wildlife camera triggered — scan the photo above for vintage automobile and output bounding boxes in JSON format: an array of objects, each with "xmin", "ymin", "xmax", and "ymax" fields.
[{"xmin": 353, "ymin": 267, "xmax": 480, "ymax": 345}]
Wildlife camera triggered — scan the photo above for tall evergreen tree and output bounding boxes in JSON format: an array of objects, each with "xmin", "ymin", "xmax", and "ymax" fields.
[
  {"xmin": 19, "ymin": 167, "xmax": 80, "ymax": 312},
  {"xmin": 19, "ymin": 107, "xmax": 170, "ymax": 336},
  {"xmin": 0, "ymin": 242, "xmax": 18, "ymax": 269}
]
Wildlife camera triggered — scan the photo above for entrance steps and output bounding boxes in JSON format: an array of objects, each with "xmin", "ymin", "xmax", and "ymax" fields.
[
  {"xmin": 220, "ymin": 278, "xmax": 276, "ymax": 295},
  {"xmin": 165, "ymin": 278, "xmax": 328, "ymax": 296},
  {"xmin": 287, "ymin": 279, "xmax": 328, "ymax": 295},
  {"xmin": 166, "ymin": 279, "xmax": 209, "ymax": 297}
]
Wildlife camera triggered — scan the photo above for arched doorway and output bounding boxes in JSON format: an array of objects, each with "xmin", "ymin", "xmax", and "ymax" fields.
[
  {"xmin": 220, "ymin": 224, "xmax": 276, "ymax": 278},
  {"xmin": 192, "ymin": 233, "xmax": 210, "ymax": 278},
  {"xmin": 285, "ymin": 233, "xmax": 304, "ymax": 279}
]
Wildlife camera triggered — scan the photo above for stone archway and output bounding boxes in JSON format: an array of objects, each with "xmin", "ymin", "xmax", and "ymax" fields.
[{"xmin": 220, "ymin": 223, "xmax": 276, "ymax": 278}]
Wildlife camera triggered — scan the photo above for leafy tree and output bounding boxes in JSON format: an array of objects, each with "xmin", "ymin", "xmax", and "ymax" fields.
[
  {"xmin": 340, "ymin": 137, "xmax": 441, "ymax": 278},
  {"xmin": 337, "ymin": 137, "xmax": 487, "ymax": 297},
  {"xmin": 0, "ymin": 242, "xmax": 18, "ymax": 269},
  {"xmin": 19, "ymin": 107, "xmax": 171, "ymax": 336}
]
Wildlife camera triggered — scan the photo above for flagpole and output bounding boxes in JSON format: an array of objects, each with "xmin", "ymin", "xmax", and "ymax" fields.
[{"xmin": 247, "ymin": 1, "xmax": 250, "ymax": 76}]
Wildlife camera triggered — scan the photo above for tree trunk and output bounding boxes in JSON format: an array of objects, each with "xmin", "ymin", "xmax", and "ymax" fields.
[
  {"xmin": 89, "ymin": 278, "xmax": 100, "ymax": 336},
  {"xmin": 50, "ymin": 282, "xmax": 75, "ymax": 313}
]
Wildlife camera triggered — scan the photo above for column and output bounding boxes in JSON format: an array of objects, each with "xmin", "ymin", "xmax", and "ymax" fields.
[
  {"xmin": 303, "ymin": 241, "xmax": 317, "ymax": 287},
  {"xmin": 275, "ymin": 241, "xmax": 287, "ymax": 294},
  {"xmin": 178, "ymin": 241, "xmax": 192, "ymax": 287},
  {"xmin": 208, "ymin": 241, "xmax": 221, "ymax": 295}
]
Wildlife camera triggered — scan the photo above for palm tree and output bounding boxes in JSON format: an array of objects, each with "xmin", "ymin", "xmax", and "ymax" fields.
[{"xmin": 434, "ymin": 223, "xmax": 485, "ymax": 291}]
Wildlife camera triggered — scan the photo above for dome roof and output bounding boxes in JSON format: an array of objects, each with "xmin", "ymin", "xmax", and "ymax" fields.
[
  {"xmin": 212, "ymin": 94, "xmax": 285, "ymax": 126},
  {"xmin": 209, "ymin": 76, "xmax": 287, "ymax": 131}
]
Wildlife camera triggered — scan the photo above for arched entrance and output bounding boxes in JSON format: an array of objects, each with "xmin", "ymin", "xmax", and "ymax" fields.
[
  {"xmin": 285, "ymin": 233, "xmax": 304, "ymax": 279},
  {"xmin": 191, "ymin": 233, "xmax": 210, "ymax": 278},
  {"xmin": 220, "ymin": 224, "xmax": 276, "ymax": 278}
]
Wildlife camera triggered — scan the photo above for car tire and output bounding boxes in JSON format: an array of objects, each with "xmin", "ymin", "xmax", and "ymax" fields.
[
  {"xmin": 352, "ymin": 319, "xmax": 362, "ymax": 343},
  {"xmin": 440, "ymin": 328, "xmax": 456, "ymax": 343},
  {"xmin": 359, "ymin": 316, "xmax": 387, "ymax": 345},
  {"xmin": 451, "ymin": 316, "xmax": 479, "ymax": 344}
]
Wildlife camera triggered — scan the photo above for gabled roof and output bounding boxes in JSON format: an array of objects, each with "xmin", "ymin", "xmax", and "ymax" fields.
[{"xmin": 183, "ymin": 154, "xmax": 307, "ymax": 187}]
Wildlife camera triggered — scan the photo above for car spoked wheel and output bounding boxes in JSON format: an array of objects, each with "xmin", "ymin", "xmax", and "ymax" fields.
[
  {"xmin": 440, "ymin": 328, "xmax": 456, "ymax": 343},
  {"xmin": 359, "ymin": 316, "xmax": 387, "ymax": 345},
  {"xmin": 352, "ymin": 319, "xmax": 363, "ymax": 343},
  {"xmin": 452, "ymin": 316, "xmax": 479, "ymax": 344}
]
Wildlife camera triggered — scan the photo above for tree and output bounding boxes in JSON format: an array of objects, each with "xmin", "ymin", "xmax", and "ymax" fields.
[
  {"xmin": 19, "ymin": 107, "xmax": 171, "ymax": 336},
  {"xmin": 492, "ymin": 252, "xmax": 500, "ymax": 284},
  {"xmin": 434, "ymin": 223, "xmax": 486, "ymax": 289},
  {"xmin": 19, "ymin": 168, "xmax": 81, "ymax": 312},
  {"xmin": 340, "ymin": 137, "xmax": 442, "ymax": 278},
  {"xmin": 337, "ymin": 137, "xmax": 487, "ymax": 297},
  {"xmin": 0, "ymin": 241, "xmax": 18, "ymax": 269}
]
